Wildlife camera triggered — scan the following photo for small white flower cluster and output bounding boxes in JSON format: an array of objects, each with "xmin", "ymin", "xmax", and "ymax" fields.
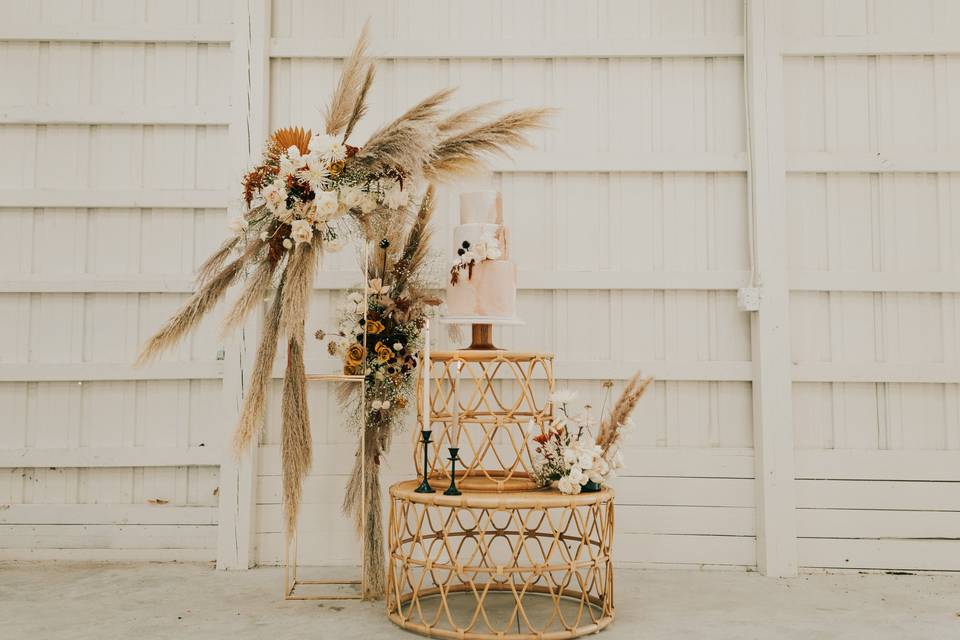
[
  {"xmin": 229, "ymin": 132, "xmax": 411, "ymax": 252},
  {"xmin": 531, "ymin": 390, "xmax": 628, "ymax": 495}
]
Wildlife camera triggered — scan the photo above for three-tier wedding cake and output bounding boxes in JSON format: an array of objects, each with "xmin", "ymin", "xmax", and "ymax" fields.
[{"xmin": 446, "ymin": 191, "xmax": 517, "ymax": 321}]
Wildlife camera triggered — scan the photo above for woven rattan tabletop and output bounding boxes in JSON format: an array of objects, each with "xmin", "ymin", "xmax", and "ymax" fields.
[
  {"xmin": 389, "ymin": 479, "xmax": 612, "ymax": 508},
  {"xmin": 428, "ymin": 350, "xmax": 554, "ymax": 362}
]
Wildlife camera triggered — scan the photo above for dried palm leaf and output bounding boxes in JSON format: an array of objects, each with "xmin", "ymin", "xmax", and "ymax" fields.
[
  {"xmin": 324, "ymin": 20, "xmax": 372, "ymax": 137},
  {"xmin": 232, "ymin": 273, "xmax": 286, "ymax": 454},
  {"xmin": 268, "ymin": 126, "xmax": 312, "ymax": 163}
]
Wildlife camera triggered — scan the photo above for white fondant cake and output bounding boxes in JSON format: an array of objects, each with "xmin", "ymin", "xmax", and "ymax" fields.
[{"xmin": 446, "ymin": 191, "xmax": 517, "ymax": 320}]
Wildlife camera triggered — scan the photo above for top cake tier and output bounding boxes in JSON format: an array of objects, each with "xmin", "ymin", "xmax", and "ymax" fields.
[{"xmin": 459, "ymin": 191, "xmax": 503, "ymax": 225}]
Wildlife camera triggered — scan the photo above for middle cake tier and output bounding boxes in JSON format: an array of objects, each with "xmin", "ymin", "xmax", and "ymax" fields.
[{"xmin": 415, "ymin": 350, "xmax": 555, "ymax": 492}]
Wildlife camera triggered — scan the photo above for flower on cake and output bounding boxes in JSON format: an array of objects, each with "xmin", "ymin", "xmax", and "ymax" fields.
[{"xmin": 449, "ymin": 230, "xmax": 503, "ymax": 285}]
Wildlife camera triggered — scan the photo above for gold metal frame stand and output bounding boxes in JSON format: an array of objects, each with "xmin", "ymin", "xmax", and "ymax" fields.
[{"xmin": 283, "ymin": 243, "xmax": 371, "ymax": 600}]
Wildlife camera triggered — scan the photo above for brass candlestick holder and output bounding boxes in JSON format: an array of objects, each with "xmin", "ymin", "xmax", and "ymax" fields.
[
  {"xmin": 414, "ymin": 430, "xmax": 435, "ymax": 494},
  {"xmin": 443, "ymin": 448, "xmax": 462, "ymax": 496}
]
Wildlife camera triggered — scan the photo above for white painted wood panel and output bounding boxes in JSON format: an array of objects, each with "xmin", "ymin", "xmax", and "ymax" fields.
[
  {"xmin": 0, "ymin": 0, "xmax": 233, "ymax": 561},
  {"xmin": 782, "ymin": 0, "xmax": 960, "ymax": 572},
  {"xmin": 3, "ymin": 0, "xmax": 958, "ymax": 573}
]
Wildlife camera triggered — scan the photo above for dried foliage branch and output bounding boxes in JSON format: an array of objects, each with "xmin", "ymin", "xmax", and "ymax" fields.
[
  {"xmin": 324, "ymin": 20, "xmax": 372, "ymax": 137},
  {"xmin": 136, "ymin": 256, "xmax": 246, "ymax": 365},
  {"xmin": 426, "ymin": 107, "xmax": 554, "ymax": 181},
  {"xmin": 232, "ymin": 273, "xmax": 286, "ymax": 454},
  {"xmin": 281, "ymin": 336, "xmax": 311, "ymax": 536},
  {"xmin": 596, "ymin": 372, "xmax": 654, "ymax": 455}
]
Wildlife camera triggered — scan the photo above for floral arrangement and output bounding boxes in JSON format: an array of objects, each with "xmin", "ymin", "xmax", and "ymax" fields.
[
  {"xmin": 449, "ymin": 229, "xmax": 503, "ymax": 284},
  {"xmin": 532, "ymin": 374, "xmax": 653, "ymax": 495},
  {"xmin": 317, "ymin": 190, "xmax": 441, "ymax": 568},
  {"xmin": 135, "ymin": 23, "xmax": 550, "ymax": 598}
]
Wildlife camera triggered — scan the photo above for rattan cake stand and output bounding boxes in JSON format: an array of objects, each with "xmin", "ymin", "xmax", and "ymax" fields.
[
  {"xmin": 386, "ymin": 480, "xmax": 615, "ymax": 640},
  {"xmin": 414, "ymin": 350, "xmax": 555, "ymax": 492}
]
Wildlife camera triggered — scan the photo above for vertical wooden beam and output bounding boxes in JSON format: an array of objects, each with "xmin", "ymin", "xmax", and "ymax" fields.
[
  {"xmin": 218, "ymin": 0, "xmax": 272, "ymax": 571},
  {"xmin": 745, "ymin": 0, "xmax": 798, "ymax": 576}
]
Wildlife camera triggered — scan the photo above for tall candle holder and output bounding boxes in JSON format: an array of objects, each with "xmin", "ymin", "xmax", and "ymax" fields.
[
  {"xmin": 443, "ymin": 447, "xmax": 462, "ymax": 496},
  {"xmin": 414, "ymin": 430, "xmax": 435, "ymax": 494}
]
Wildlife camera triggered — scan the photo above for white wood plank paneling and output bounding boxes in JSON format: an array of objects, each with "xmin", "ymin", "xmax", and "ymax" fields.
[
  {"xmin": 3, "ymin": 0, "xmax": 958, "ymax": 574},
  {"xmin": 0, "ymin": 0, "xmax": 233, "ymax": 561},
  {"xmin": 782, "ymin": 0, "xmax": 960, "ymax": 573}
]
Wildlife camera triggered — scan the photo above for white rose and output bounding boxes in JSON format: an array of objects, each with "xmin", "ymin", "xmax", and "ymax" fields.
[
  {"xmin": 279, "ymin": 145, "xmax": 306, "ymax": 177},
  {"xmin": 587, "ymin": 469, "xmax": 605, "ymax": 484},
  {"xmin": 392, "ymin": 342, "xmax": 403, "ymax": 351},
  {"xmin": 558, "ymin": 477, "xmax": 580, "ymax": 495},
  {"xmin": 290, "ymin": 219, "xmax": 313, "ymax": 245},
  {"xmin": 340, "ymin": 185, "xmax": 364, "ymax": 208},
  {"xmin": 594, "ymin": 457, "xmax": 609, "ymax": 475},
  {"xmin": 227, "ymin": 217, "xmax": 248, "ymax": 236},
  {"xmin": 562, "ymin": 447, "xmax": 578, "ymax": 466},
  {"xmin": 282, "ymin": 238, "xmax": 293, "ymax": 249},
  {"xmin": 372, "ymin": 400, "xmax": 382, "ymax": 410},
  {"xmin": 315, "ymin": 191, "xmax": 339, "ymax": 219},
  {"xmin": 359, "ymin": 193, "xmax": 378, "ymax": 214},
  {"xmin": 308, "ymin": 133, "xmax": 346, "ymax": 163},
  {"xmin": 381, "ymin": 400, "xmax": 391, "ymax": 410}
]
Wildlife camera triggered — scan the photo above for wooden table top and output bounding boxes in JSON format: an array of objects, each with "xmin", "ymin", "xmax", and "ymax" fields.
[
  {"xmin": 428, "ymin": 350, "xmax": 554, "ymax": 362},
  {"xmin": 389, "ymin": 479, "xmax": 613, "ymax": 508}
]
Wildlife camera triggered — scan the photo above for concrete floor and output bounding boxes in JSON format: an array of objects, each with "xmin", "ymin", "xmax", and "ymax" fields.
[{"xmin": 2, "ymin": 562, "xmax": 959, "ymax": 639}]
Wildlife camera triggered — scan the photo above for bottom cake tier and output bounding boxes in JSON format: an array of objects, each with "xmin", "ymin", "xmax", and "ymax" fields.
[{"xmin": 386, "ymin": 480, "xmax": 615, "ymax": 640}]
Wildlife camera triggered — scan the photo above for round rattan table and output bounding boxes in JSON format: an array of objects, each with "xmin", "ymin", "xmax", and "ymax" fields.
[{"xmin": 386, "ymin": 480, "xmax": 615, "ymax": 640}]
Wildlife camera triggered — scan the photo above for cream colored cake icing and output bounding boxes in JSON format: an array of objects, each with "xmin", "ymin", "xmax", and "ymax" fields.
[{"xmin": 446, "ymin": 191, "xmax": 517, "ymax": 320}]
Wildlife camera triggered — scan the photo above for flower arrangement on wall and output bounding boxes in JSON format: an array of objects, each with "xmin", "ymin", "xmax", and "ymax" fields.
[
  {"xmin": 135, "ymin": 23, "xmax": 550, "ymax": 597},
  {"xmin": 532, "ymin": 374, "xmax": 653, "ymax": 495}
]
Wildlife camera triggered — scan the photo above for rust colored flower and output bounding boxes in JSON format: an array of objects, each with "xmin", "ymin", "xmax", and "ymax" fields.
[{"xmin": 366, "ymin": 320, "xmax": 385, "ymax": 335}]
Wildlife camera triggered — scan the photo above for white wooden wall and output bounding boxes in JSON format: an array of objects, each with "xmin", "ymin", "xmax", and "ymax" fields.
[{"xmin": 1, "ymin": 0, "xmax": 958, "ymax": 574}]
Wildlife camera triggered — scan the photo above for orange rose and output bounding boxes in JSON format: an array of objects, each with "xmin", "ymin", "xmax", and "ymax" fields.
[
  {"xmin": 366, "ymin": 320, "xmax": 385, "ymax": 335},
  {"xmin": 345, "ymin": 343, "xmax": 365, "ymax": 369},
  {"xmin": 374, "ymin": 341, "xmax": 394, "ymax": 363}
]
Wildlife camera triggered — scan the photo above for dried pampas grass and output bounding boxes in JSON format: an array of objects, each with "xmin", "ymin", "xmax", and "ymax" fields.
[
  {"xmin": 279, "ymin": 240, "xmax": 318, "ymax": 345},
  {"xmin": 426, "ymin": 107, "xmax": 553, "ymax": 181},
  {"xmin": 222, "ymin": 258, "xmax": 277, "ymax": 334},
  {"xmin": 281, "ymin": 337, "xmax": 311, "ymax": 536},
  {"xmin": 597, "ymin": 372, "xmax": 653, "ymax": 455},
  {"xmin": 324, "ymin": 20, "xmax": 372, "ymax": 137},
  {"xmin": 232, "ymin": 274, "xmax": 285, "ymax": 454},
  {"xmin": 136, "ymin": 255, "xmax": 245, "ymax": 365}
]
